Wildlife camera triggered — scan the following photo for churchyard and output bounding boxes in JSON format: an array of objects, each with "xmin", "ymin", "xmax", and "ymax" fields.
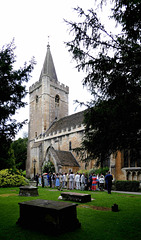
[{"xmin": 0, "ymin": 187, "xmax": 141, "ymax": 240}]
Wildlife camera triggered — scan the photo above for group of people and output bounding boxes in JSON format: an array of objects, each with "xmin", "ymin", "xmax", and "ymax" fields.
[
  {"xmin": 35, "ymin": 171, "xmax": 113, "ymax": 194},
  {"xmin": 91, "ymin": 171, "xmax": 113, "ymax": 194}
]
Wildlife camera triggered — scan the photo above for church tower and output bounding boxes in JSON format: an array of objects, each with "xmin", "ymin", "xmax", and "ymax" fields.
[{"xmin": 26, "ymin": 44, "xmax": 69, "ymax": 177}]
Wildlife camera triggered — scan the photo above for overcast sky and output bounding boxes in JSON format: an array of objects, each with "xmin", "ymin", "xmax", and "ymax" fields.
[{"xmin": 0, "ymin": 0, "xmax": 116, "ymax": 139}]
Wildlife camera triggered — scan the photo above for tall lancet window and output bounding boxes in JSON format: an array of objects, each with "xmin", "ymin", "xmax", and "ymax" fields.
[
  {"xmin": 55, "ymin": 94, "xmax": 60, "ymax": 119},
  {"xmin": 36, "ymin": 95, "xmax": 39, "ymax": 103},
  {"xmin": 55, "ymin": 95, "xmax": 60, "ymax": 104}
]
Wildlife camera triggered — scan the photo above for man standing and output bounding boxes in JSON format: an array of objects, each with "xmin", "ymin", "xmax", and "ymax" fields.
[
  {"xmin": 35, "ymin": 173, "xmax": 39, "ymax": 187},
  {"xmin": 59, "ymin": 173, "xmax": 63, "ymax": 191},
  {"xmin": 88, "ymin": 174, "xmax": 92, "ymax": 190},
  {"xmin": 99, "ymin": 174, "xmax": 105, "ymax": 191},
  {"xmin": 69, "ymin": 172, "xmax": 74, "ymax": 190},
  {"xmin": 105, "ymin": 171, "xmax": 113, "ymax": 194},
  {"xmin": 81, "ymin": 173, "xmax": 85, "ymax": 191},
  {"xmin": 75, "ymin": 172, "xmax": 80, "ymax": 190},
  {"xmin": 49, "ymin": 172, "xmax": 52, "ymax": 188}
]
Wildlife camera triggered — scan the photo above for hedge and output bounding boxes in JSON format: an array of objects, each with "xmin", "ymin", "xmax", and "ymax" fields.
[
  {"xmin": 115, "ymin": 180, "xmax": 139, "ymax": 192},
  {"xmin": 0, "ymin": 169, "xmax": 28, "ymax": 187}
]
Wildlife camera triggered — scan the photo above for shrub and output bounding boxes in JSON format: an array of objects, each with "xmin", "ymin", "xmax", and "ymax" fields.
[
  {"xmin": 0, "ymin": 169, "xmax": 27, "ymax": 187},
  {"xmin": 89, "ymin": 167, "xmax": 109, "ymax": 176},
  {"xmin": 21, "ymin": 170, "xmax": 26, "ymax": 177},
  {"xmin": 42, "ymin": 161, "xmax": 55, "ymax": 173},
  {"xmin": 115, "ymin": 180, "xmax": 139, "ymax": 192}
]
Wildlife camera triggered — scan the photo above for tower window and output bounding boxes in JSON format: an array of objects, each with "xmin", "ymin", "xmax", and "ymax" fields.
[
  {"xmin": 69, "ymin": 141, "xmax": 72, "ymax": 151},
  {"xmin": 44, "ymin": 124, "xmax": 46, "ymax": 131},
  {"xmin": 55, "ymin": 95, "xmax": 60, "ymax": 104},
  {"xmin": 36, "ymin": 95, "xmax": 39, "ymax": 103}
]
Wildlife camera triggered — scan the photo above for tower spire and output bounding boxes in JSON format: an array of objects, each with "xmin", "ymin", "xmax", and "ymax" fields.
[{"xmin": 40, "ymin": 40, "xmax": 58, "ymax": 82}]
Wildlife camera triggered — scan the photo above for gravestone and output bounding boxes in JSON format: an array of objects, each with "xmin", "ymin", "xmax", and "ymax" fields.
[
  {"xmin": 112, "ymin": 203, "xmax": 119, "ymax": 212},
  {"xmin": 17, "ymin": 199, "xmax": 81, "ymax": 234},
  {"xmin": 29, "ymin": 180, "xmax": 37, "ymax": 187},
  {"xmin": 19, "ymin": 186, "xmax": 38, "ymax": 196},
  {"xmin": 61, "ymin": 192, "xmax": 91, "ymax": 203}
]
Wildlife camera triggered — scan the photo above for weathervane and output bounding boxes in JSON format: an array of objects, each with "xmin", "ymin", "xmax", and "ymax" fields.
[{"xmin": 47, "ymin": 35, "xmax": 50, "ymax": 48}]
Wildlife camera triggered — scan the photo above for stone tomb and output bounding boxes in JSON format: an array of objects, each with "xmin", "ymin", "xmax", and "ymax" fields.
[
  {"xmin": 61, "ymin": 192, "xmax": 91, "ymax": 203},
  {"xmin": 17, "ymin": 199, "xmax": 81, "ymax": 234},
  {"xmin": 19, "ymin": 186, "xmax": 38, "ymax": 196}
]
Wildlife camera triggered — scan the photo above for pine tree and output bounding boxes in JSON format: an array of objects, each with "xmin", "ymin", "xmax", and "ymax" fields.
[
  {"xmin": 0, "ymin": 40, "xmax": 35, "ymax": 169},
  {"xmin": 66, "ymin": 0, "xmax": 141, "ymax": 166}
]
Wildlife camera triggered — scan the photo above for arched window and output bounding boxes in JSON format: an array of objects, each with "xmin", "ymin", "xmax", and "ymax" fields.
[
  {"xmin": 69, "ymin": 141, "xmax": 72, "ymax": 151},
  {"xmin": 137, "ymin": 150, "xmax": 141, "ymax": 167},
  {"xmin": 36, "ymin": 95, "xmax": 39, "ymax": 103},
  {"xmin": 55, "ymin": 95, "xmax": 60, "ymax": 104},
  {"xmin": 55, "ymin": 95, "xmax": 60, "ymax": 119},
  {"xmin": 123, "ymin": 149, "xmax": 141, "ymax": 167},
  {"xmin": 124, "ymin": 149, "xmax": 128, "ymax": 167}
]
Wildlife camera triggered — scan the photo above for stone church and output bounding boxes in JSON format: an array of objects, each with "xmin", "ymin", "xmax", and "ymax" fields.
[
  {"xmin": 26, "ymin": 44, "xmax": 88, "ymax": 178},
  {"xmin": 26, "ymin": 44, "xmax": 141, "ymax": 182}
]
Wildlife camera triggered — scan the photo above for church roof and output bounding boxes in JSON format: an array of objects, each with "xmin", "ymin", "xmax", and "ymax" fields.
[
  {"xmin": 50, "ymin": 147, "xmax": 80, "ymax": 167},
  {"xmin": 40, "ymin": 44, "xmax": 58, "ymax": 82},
  {"xmin": 55, "ymin": 150, "xmax": 80, "ymax": 167},
  {"xmin": 45, "ymin": 110, "xmax": 86, "ymax": 136}
]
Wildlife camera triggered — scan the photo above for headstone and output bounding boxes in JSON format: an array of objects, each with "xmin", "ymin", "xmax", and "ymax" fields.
[
  {"xmin": 29, "ymin": 180, "xmax": 37, "ymax": 187},
  {"xmin": 112, "ymin": 204, "xmax": 119, "ymax": 212},
  {"xmin": 61, "ymin": 192, "xmax": 91, "ymax": 203},
  {"xmin": 19, "ymin": 186, "xmax": 38, "ymax": 196}
]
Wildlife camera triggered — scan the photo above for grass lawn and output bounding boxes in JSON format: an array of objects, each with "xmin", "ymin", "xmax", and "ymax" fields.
[{"xmin": 0, "ymin": 187, "xmax": 141, "ymax": 240}]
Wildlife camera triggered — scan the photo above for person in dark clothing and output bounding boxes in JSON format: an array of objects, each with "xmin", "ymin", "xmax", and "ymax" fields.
[
  {"xmin": 88, "ymin": 174, "xmax": 92, "ymax": 190},
  {"xmin": 35, "ymin": 173, "xmax": 39, "ymax": 187},
  {"xmin": 49, "ymin": 172, "xmax": 52, "ymax": 188},
  {"xmin": 105, "ymin": 171, "xmax": 113, "ymax": 194},
  {"xmin": 42, "ymin": 175, "xmax": 44, "ymax": 188}
]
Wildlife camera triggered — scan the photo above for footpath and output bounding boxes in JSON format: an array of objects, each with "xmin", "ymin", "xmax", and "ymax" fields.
[{"xmin": 111, "ymin": 190, "xmax": 141, "ymax": 195}]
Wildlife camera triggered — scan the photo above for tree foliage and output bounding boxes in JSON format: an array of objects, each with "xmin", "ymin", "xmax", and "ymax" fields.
[
  {"xmin": 66, "ymin": 0, "xmax": 141, "ymax": 166},
  {"xmin": 0, "ymin": 168, "xmax": 27, "ymax": 187},
  {"xmin": 0, "ymin": 40, "xmax": 35, "ymax": 169},
  {"xmin": 11, "ymin": 137, "xmax": 28, "ymax": 170},
  {"xmin": 43, "ymin": 161, "xmax": 55, "ymax": 173}
]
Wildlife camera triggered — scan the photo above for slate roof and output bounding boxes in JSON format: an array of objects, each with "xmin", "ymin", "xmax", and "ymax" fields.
[
  {"xmin": 50, "ymin": 147, "xmax": 80, "ymax": 167},
  {"xmin": 39, "ymin": 44, "xmax": 58, "ymax": 82},
  {"xmin": 45, "ymin": 110, "xmax": 86, "ymax": 136}
]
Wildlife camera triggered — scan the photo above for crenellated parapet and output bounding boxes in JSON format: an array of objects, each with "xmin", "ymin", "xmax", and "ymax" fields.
[
  {"xmin": 35, "ymin": 123, "xmax": 84, "ymax": 141},
  {"xmin": 50, "ymin": 80, "xmax": 69, "ymax": 94},
  {"xmin": 29, "ymin": 79, "xmax": 69, "ymax": 95},
  {"xmin": 29, "ymin": 80, "xmax": 42, "ymax": 93}
]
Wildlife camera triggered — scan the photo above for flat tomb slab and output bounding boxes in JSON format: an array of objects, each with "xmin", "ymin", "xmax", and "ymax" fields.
[
  {"xmin": 61, "ymin": 192, "xmax": 91, "ymax": 203},
  {"xmin": 17, "ymin": 199, "xmax": 81, "ymax": 234},
  {"xmin": 19, "ymin": 186, "xmax": 38, "ymax": 196}
]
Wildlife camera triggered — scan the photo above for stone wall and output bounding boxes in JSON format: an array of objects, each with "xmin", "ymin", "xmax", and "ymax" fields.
[
  {"xmin": 61, "ymin": 166, "xmax": 79, "ymax": 173},
  {"xmin": 29, "ymin": 82, "xmax": 42, "ymax": 140},
  {"xmin": 114, "ymin": 151, "xmax": 126, "ymax": 180}
]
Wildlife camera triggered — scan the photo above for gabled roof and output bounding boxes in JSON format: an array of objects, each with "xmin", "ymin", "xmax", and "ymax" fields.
[
  {"xmin": 55, "ymin": 150, "xmax": 80, "ymax": 167},
  {"xmin": 40, "ymin": 44, "xmax": 58, "ymax": 82},
  {"xmin": 50, "ymin": 147, "xmax": 80, "ymax": 167},
  {"xmin": 45, "ymin": 110, "xmax": 85, "ymax": 136}
]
